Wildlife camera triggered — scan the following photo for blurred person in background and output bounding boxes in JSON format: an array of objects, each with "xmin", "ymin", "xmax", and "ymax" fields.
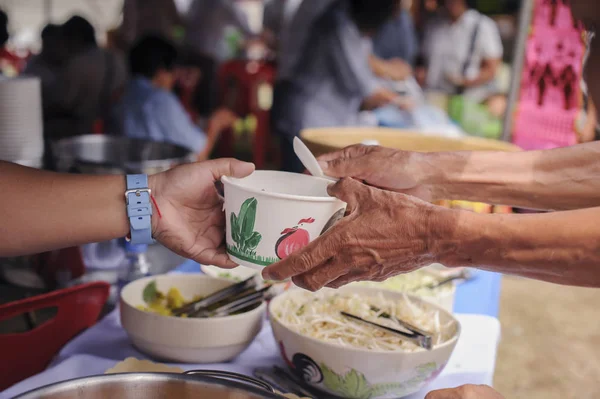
[
  {"xmin": 272, "ymin": 0, "xmax": 410, "ymax": 173},
  {"xmin": 369, "ymin": 0, "xmax": 418, "ymax": 81},
  {"xmin": 0, "ymin": 9, "xmax": 23, "ymax": 76},
  {"xmin": 262, "ymin": 0, "xmax": 304, "ymax": 58},
  {"xmin": 44, "ymin": 16, "xmax": 127, "ymax": 140},
  {"xmin": 419, "ymin": 0, "xmax": 503, "ymax": 103},
  {"xmin": 117, "ymin": 0, "xmax": 183, "ymax": 51},
  {"xmin": 24, "ymin": 25, "xmax": 69, "ymax": 105},
  {"xmin": 113, "ymin": 35, "xmax": 238, "ymax": 161},
  {"xmin": 183, "ymin": 0, "xmax": 255, "ymax": 119}
]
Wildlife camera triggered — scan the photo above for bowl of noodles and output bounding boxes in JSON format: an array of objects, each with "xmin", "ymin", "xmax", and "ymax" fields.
[
  {"xmin": 120, "ymin": 274, "xmax": 266, "ymax": 363},
  {"xmin": 269, "ymin": 286, "xmax": 460, "ymax": 399}
]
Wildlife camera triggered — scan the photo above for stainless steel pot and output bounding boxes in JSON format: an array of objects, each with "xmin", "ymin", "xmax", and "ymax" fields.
[
  {"xmin": 13, "ymin": 370, "xmax": 283, "ymax": 399},
  {"xmin": 51, "ymin": 135, "xmax": 196, "ymax": 175}
]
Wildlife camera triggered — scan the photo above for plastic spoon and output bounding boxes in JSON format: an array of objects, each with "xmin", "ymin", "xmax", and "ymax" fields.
[{"xmin": 293, "ymin": 137, "xmax": 338, "ymax": 182}]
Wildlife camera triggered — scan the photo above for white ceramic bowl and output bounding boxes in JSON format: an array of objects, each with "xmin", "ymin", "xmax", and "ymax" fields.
[
  {"xmin": 120, "ymin": 274, "xmax": 266, "ymax": 363},
  {"xmin": 222, "ymin": 171, "xmax": 347, "ymax": 271},
  {"xmin": 269, "ymin": 286, "xmax": 460, "ymax": 399}
]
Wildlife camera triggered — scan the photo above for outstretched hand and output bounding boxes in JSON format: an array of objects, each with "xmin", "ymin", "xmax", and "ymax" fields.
[{"xmin": 150, "ymin": 158, "xmax": 255, "ymax": 268}]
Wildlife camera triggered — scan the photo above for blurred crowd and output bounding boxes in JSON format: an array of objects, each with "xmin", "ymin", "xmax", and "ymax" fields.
[{"xmin": 0, "ymin": 0, "xmax": 542, "ymax": 170}]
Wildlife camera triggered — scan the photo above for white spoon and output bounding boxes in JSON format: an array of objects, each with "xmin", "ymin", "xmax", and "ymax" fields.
[{"xmin": 293, "ymin": 137, "xmax": 338, "ymax": 182}]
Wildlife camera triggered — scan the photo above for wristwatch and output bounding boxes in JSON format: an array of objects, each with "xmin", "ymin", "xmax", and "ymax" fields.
[{"xmin": 125, "ymin": 174, "xmax": 154, "ymax": 245}]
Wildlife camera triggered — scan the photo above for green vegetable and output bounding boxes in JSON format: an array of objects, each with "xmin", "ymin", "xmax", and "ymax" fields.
[{"xmin": 143, "ymin": 281, "xmax": 158, "ymax": 304}]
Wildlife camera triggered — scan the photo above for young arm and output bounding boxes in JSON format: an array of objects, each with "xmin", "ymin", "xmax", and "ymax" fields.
[{"xmin": 0, "ymin": 159, "xmax": 255, "ymax": 267}]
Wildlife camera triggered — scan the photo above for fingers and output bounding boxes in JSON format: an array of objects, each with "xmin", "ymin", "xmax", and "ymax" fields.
[
  {"xmin": 291, "ymin": 257, "xmax": 350, "ymax": 291},
  {"xmin": 326, "ymin": 269, "xmax": 372, "ymax": 289},
  {"xmin": 317, "ymin": 145, "xmax": 370, "ymax": 178},
  {"xmin": 261, "ymin": 227, "xmax": 343, "ymax": 281},
  {"xmin": 205, "ymin": 158, "xmax": 255, "ymax": 181},
  {"xmin": 327, "ymin": 178, "xmax": 372, "ymax": 213},
  {"xmin": 424, "ymin": 388, "xmax": 462, "ymax": 399},
  {"xmin": 197, "ymin": 245, "xmax": 238, "ymax": 269}
]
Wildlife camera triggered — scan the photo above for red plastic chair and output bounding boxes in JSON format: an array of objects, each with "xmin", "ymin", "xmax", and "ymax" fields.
[
  {"xmin": 217, "ymin": 60, "xmax": 277, "ymax": 169},
  {"xmin": 0, "ymin": 282, "xmax": 110, "ymax": 391}
]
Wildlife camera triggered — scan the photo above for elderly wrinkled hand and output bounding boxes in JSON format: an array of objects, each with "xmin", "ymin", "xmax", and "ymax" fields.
[
  {"xmin": 425, "ymin": 385, "xmax": 505, "ymax": 399},
  {"xmin": 317, "ymin": 144, "xmax": 436, "ymax": 201},
  {"xmin": 261, "ymin": 178, "xmax": 459, "ymax": 291},
  {"xmin": 150, "ymin": 159, "xmax": 254, "ymax": 269}
]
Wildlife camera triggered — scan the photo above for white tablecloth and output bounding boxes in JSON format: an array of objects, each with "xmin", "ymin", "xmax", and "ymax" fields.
[{"xmin": 1, "ymin": 311, "xmax": 501, "ymax": 399}]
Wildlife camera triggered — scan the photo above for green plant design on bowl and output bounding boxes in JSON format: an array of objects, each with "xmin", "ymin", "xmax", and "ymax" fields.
[
  {"xmin": 280, "ymin": 342, "xmax": 439, "ymax": 398},
  {"xmin": 227, "ymin": 197, "xmax": 279, "ymax": 266},
  {"xmin": 320, "ymin": 362, "xmax": 438, "ymax": 398}
]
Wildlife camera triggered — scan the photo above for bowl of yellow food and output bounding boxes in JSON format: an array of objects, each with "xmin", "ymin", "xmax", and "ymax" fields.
[
  {"xmin": 269, "ymin": 286, "xmax": 460, "ymax": 399},
  {"xmin": 120, "ymin": 274, "xmax": 266, "ymax": 363}
]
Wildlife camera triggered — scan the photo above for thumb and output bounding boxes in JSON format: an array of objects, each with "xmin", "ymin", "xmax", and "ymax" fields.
[
  {"xmin": 327, "ymin": 178, "xmax": 369, "ymax": 213},
  {"xmin": 204, "ymin": 158, "xmax": 255, "ymax": 181}
]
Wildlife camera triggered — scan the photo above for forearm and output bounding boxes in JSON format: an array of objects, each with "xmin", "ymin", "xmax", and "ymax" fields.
[
  {"xmin": 436, "ymin": 208, "xmax": 600, "ymax": 287},
  {"xmin": 0, "ymin": 162, "xmax": 139, "ymax": 256},
  {"xmin": 422, "ymin": 142, "xmax": 600, "ymax": 210},
  {"xmin": 464, "ymin": 60, "xmax": 498, "ymax": 88}
]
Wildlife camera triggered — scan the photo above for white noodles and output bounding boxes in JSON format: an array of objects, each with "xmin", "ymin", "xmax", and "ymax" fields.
[{"xmin": 273, "ymin": 290, "xmax": 457, "ymax": 352}]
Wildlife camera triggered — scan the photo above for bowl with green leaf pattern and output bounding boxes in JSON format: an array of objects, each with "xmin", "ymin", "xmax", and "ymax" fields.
[
  {"xmin": 222, "ymin": 171, "xmax": 346, "ymax": 271},
  {"xmin": 269, "ymin": 286, "xmax": 460, "ymax": 398}
]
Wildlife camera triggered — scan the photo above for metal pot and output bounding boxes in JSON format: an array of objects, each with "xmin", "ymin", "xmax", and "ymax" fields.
[
  {"xmin": 13, "ymin": 370, "xmax": 283, "ymax": 399},
  {"xmin": 51, "ymin": 135, "xmax": 196, "ymax": 175}
]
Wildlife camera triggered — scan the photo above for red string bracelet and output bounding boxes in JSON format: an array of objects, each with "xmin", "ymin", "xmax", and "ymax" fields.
[
  {"xmin": 150, "ymin": 194, "xmax": 162, "ymax": 219},
  {"xmin": 125, "ymin": 194, "xmax": 162, "ymax": 242}
]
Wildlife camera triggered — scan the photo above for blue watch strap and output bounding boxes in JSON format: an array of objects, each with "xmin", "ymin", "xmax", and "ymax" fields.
[{"xmin": 126, "ymin": 174, "xmax": 154, "ymax": 245}]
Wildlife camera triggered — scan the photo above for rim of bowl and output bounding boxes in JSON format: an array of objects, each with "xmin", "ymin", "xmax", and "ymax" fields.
[
  {"xmin": 200, "ymin": 265, "xmax": 293, "ymax": 285},
  {"xmin": 268, "ymin": 287, "xmax": 461, "ymax": 355},
  {"xmin": 120, "ymin": 274, "xmax": 267, "ymax": 323},
  {"xmin": 221, "ymin": 171, "xmax": 340, "ymax": 203}
]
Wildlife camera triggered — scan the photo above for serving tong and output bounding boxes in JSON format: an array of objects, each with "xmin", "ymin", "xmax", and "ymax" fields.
[
  {"xmin": 341, "ymin": 307, "xmax": 434, "ymax": 351},
  {"xmin": 171, "ymin": 276, "xmax": 271, "ymax": 318},
  {"xmin": 422, "ymin": 268, "xmax": 472, "ymax": 290},
  {"xmin": 254, "ymin": 366, "xmax": 335, "ymax": 399}
]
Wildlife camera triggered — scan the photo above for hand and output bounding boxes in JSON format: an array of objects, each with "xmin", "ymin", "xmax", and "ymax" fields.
[
  {"xmin": 149, "ymin": 159, "xmax": 255, "ymax": 268},
  {"xmin": 425, "ymin": 385, "xmax": 505, "ymax": 399},
  {"xmin": 446, "ymin": 73, "xmax": 467, "ymax": 88},
  {"xmin": 261, "ymin": 178, "xmax": 458, "ymax": 291},
  {"xmin": 362, "ymin": 88, "xmax": 410, "ymax": 110},
  {"xmin": 317, "ymin": 144, "xmax": 436, "ymax": 201},
  {"xmin": 386, "ymin": 58, "xmax": 413, "ymax": 81},
  {"xmin": 207, "ymin": 108, "xmax": 239, "ymax": 136}
]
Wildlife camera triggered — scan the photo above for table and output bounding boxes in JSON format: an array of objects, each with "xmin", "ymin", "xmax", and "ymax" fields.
[
  {"xmin": 1, "ymin": 265, "xmax": 504, "ymax": 398},
  {"xmin": 0, "ymin": 311, "xmax": 500, "ymax": 399}
]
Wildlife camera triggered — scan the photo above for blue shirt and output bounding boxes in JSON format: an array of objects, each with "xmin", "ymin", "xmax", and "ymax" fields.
[
  {"xmin": 115, "ymin": 77, "xmax": 207, "ymax": 153},
  {"xmin": 372, "ymin": 10, "xmax": 418, "ymax": 65}
]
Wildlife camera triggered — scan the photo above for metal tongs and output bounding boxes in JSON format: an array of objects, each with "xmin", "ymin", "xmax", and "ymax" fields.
[
  {"xmin": 192, "ymin": 285, "xmax": 273, "ymax": 318},
  {"xmin": 341, "ymin": 307, "xmax": 434, "ymax": 351},
  {"xmin": 172, "ymin": 276, "xmax": 258, "ymax": 317}
]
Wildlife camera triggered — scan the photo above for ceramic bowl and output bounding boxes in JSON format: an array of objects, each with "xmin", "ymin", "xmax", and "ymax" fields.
[
  {"xmin": 120, "ymin": 274, "xmax": 266, "ymax": 363},
  {"xmin": 269, "ymin": 286, "xmax": 460, "ymax": 399},
  {"xmin": 222, "ymin": 171, "xmax": 347, "ymax": 271}
]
